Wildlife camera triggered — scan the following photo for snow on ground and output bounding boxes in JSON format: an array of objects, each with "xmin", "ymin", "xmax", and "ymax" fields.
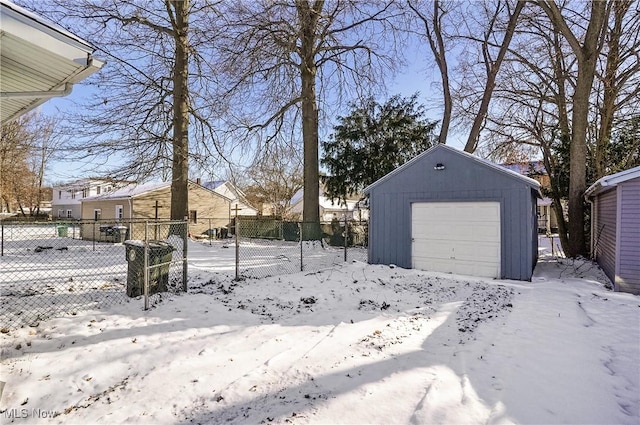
[{"xmin": 1, "ymin": 236, "xmax": 639, "ymax": 424}]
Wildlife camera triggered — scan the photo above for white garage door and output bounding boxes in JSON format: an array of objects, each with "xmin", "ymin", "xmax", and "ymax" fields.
[{"xmin": 411, "ymin": 202, "xmax": 501, "ymax": 278}]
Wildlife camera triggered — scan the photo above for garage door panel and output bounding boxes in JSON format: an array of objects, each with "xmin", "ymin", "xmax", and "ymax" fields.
[
  {"xmin": 411, "ymin": 202, "xmax": 501, "ymax": 278},
  {"xmin": 453, "ymin": 241, "xmax": 500, "ymax": 261},
  {"xmin": 413, "ymin": 223, "xmax": 500, "ymax": 242},
  {"xmin": 414, "ymin": 203, "xmax": 499, "ymax": 222}
]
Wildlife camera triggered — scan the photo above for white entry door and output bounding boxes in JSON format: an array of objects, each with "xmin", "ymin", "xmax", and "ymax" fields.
[{"xmin": 411, "ymin": 202, "xmax": 501, "ymax": 278}]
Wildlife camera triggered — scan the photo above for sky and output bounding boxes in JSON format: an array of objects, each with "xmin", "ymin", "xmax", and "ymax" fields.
[
  {"xmin": 1, "ymin": 235, "xmax": 639, "ymax": 424},
  {"xmin": 38, "ymin": 33, "xmax": 465, "ymax": 186}
]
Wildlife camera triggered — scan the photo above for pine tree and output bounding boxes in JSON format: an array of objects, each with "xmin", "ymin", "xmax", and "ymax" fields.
[{"xmin": 321, "ymin": 94, "xmax": 437, "ymax": 202}]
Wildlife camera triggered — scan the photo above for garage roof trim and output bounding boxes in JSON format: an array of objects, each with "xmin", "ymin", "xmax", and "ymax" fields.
[{"xmin": 364, "ymin": 144, "xmax": 541, "ymax": 194}]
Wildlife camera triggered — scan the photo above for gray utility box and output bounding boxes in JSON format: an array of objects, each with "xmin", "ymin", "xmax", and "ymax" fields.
[{"xmin": 124, "ymin": 240, "xmax": 174, "ymax": 297}]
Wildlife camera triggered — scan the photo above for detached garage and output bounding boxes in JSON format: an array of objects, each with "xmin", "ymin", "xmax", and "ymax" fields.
[{"xmin": 364, "ymin": 144, "xmax": 541, "ymax": 281}]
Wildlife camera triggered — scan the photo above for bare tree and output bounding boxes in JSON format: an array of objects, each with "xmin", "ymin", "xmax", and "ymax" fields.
[
  {"xmin": 448, "ymin": 0, "xmax": 525, "ymax": 153},
  {"xmin": 593, "ymin": 0, "xmax": 640, "ymax": 178},
  {"xmin": 29, "ymin": 0, "xmax": 227, "ymax": 221},
  {"xmin": 477, "ymin": 1, "xmax": 637, "ymax": 255},
  {"xmin": 537, "ymin": 0, "xmax": 608, "ymax": 257},
  {"xmin": 216, "ymin": 0, "xmax": 400, "ymax": 238},
  {"xmin": 407, "ymin": 0, "xmax": 453, "ymax": 144},
  {"xmin": 0, "ymin": 113, "xmax": 58, "ymax": 216},
  {"xmin": 243, "ymin": 142, "xmax": 304, "ymax": 217}
]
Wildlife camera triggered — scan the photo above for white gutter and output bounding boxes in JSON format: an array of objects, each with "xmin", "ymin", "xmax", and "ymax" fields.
[{"xmin": 0, "ymin": 83, "xmax": 73, "ymax": 99}]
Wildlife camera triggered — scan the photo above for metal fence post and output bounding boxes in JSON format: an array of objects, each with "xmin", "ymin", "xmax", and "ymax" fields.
[
  {"xmin": 208, "ymin": 218, "xmax": 212, "ymax": 246},
  {"xmin": 182, "ymin": 220, "xmax": 188, "ymax": 292},
  {"xmin": 144, "ymin": 222, "xmax": 149, "ymax": 310},
  {"xmin": 234, "ymin": 212, "xmax": 240, "ymax": 281},
  {"xmin": 344, "ymin": 215, "xmax": 348, "ymax": 262},
  {"xmin": 92, "ymin": 222, "xmax": 96, "ymax": 251},
  {"xmin": 299, "ymin": 222, "xmax": 303, "ymax": 272},
  {"xmin": 1, "ymin": 220, "xmax": 4, "ymax": 257}
]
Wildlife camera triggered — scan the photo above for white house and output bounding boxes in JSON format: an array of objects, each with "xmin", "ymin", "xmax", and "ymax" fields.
[
  {"xmin": 51, "ymin": 178, "xmax": 128, "ymax": 219},
  {"xmin": 201, "ymin": 180, "xmax": 258, "ymax": 216},
  {"xmin": 287, "ymin": 188, "xmax": 368, "ymax": 222}
]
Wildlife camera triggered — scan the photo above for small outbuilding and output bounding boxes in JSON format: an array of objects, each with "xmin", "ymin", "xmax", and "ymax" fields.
[
  {"xmin": 364, "ymin": 144, "xmax": 541, "ymax": 281},
  {"xmin": 585, "ymin": 166, "xmax": 640, "ymax": 295}
]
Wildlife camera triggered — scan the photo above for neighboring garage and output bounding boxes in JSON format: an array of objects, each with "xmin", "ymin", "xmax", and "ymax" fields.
[{"xmin": 364, "ymin": 144, "xmax": 541, "ymax": 281}]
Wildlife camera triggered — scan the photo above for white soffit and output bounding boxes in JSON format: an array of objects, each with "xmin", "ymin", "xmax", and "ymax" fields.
[{"xmin": 0, "ymin": 0, "xmax": 104, "ymax": 123}]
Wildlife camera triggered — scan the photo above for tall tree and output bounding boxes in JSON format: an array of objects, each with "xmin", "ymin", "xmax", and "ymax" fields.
[
  {"xmin": 321, "ymin": 94, "xmax": 437, "ymax": 201},
  {"xmin": 538, "ymin": 0, "xmax": 608, "ymax": 257},
  {"xmin": 30, "ymin": 0, "xmax": 225, "ymax": 221},
  {"xmin": 217, "ymin": 0, "xmax": 399, "ymax": 238}
]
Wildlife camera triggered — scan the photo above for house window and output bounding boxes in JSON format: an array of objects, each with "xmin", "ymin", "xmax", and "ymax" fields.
[
  {"xmin": 71, "ymin": 191, "xmax": 76, "ymax": 199},
  {"xmin": 106, "ymin": 186, "xmax": 112, "ymax": 192},
  {"xmin": 96, "ymin": 186, "xmax": 101, "ymax": 195},
  {"xmin": 58, "ymin": 209, "xmax": 64, "ymax": 218},
  {"xmin": 116, "ymin": 205, "xmax": 124, "ymax": 220},
  {"xmin": 82, "ymin": 188, "xmax": 88, "ymax": 198},
  {"xmin": 189, "ymin": 210, "xmax": 197, "ymax": 224},
  {"xmin": 58, "ymin": 191, "xmax": 62, "ymax": 199},
  {"xmin": 94, "ymin": 209, "xmax": 102, "ymax": 221},
  {"xmin": 67, "ymin": 210, "xmax": 73, "ymax": 218}
]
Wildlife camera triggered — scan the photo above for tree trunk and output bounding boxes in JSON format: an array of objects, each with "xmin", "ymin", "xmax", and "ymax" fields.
[
  {"xmin": 298, "ymin": 0, "xmax": 322, "ymax": 239},
  {"xmin": 567, "ymin": 3, "xmax": 607, "ymax": 258},
  {"xmin": 540, "ymin": 0, "xmax": 608, "ymax": 258},
  {"xmin": 170, "ymin": 0, "xmax": 190, "ymax": 222}
]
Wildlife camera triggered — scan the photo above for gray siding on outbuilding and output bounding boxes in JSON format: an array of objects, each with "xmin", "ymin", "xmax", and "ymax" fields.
[
  {"xmin": 617, "ymin": 177, "xmax": 640, "ymax": 294},
  {"xmin": 594, "ymin": 189, "xmax": 617, "ymax": 284},
  {"xmin": 587, "ymin": 168, "xmax": 640, "ymax": 295},
  {"xmin": 365, "ymin": 145, "xmax": 539, "ymax": 281}
]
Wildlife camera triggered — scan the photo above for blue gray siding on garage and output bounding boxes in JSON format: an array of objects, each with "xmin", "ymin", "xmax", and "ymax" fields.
[
  {"xmin": 617, "ymin": 177, "xmax": 640, "ymax": 294},
  {"xmin": 365, "ymin": 145, "xmax": 539, "ymax": 281}
]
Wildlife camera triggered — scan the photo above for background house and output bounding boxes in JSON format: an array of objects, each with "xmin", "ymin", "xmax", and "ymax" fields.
[
  {"xmin": 365, "ymin": 144, "xmax": 541, "ymax": 281},
  {"xmin": 200, "ymin": 180, "xmax": 258, "ymax": 216},
  {"xmin": 287, "ymin": 187, "xmax": 368, "ymax": 222},
  {"xmin": 80, "ymin": 180, "xmax": 232, "ymax": 241},
  {"xmin": 585, "ymin": 166, "xmax": 640, "ymax": 295},
  {"xmin": 51, "ymin": 178, "xmax": 126, "ymax": 219},
  {"xmin": 501, "ymin": 161, "xmax": 561, "ymax": 233}
]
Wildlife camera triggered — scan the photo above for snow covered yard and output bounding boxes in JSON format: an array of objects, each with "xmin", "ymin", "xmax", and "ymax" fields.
[{"xmin": 1, "ymin": 238, "xmax": 639, "ymax": 424}]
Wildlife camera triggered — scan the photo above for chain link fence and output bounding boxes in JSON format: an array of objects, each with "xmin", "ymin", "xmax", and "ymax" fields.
[
  {"xmin": 0, "ymin": 219, "xmax": 187, "ymax": 329},
  {"xmin": 229, "ymin": 217, "xmax": 368, "ymax": 279}
]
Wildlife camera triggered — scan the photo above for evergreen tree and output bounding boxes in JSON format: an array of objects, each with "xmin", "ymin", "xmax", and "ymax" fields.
[{"xmin": 321, "ymin": 94, "xmax": 437, "ymax": 202}]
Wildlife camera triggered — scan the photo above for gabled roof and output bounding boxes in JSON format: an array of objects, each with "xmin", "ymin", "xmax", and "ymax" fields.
[
  {"xmin": 82, "ymin": 181, "xmax": 169, "ymax": 201},
  {"xmin": 585, "ymin": 165, "xmax": 640, "ymax": 198},
  {"xmin": 54, "ymin": 177, "xmax": 131, "ymax": 191},
  {"xmin": 202, "ymin": 180, "xmax": 258, "ymax": 212},
  {"xmin": 0, "ymin": 0, "xmax": 104, "ymax": 123},
  {"xmin": 364, "ymin": 144, "xmax": 541, "ymax": 194},
  {"xmin": 201, "ymin": 180, "xmax": 225, "ymax": 191},
  {"xmin": 82, "ymin": 180, "xmax": 233, "ymax": 202},
  {"xmin": 500, "ymin": 160, "xmax": 546, "ymax": 176}
]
